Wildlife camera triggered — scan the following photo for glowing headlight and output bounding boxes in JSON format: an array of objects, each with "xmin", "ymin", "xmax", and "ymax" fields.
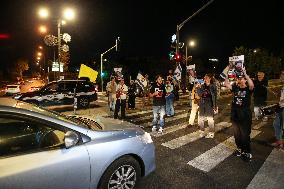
[
  {"xmin": 141, "ymin": 132, "xmax": 153, "ymax": 144},
  {"xmin": 14, "ymin": 94, "xmax": 22, "ymax": 100}
]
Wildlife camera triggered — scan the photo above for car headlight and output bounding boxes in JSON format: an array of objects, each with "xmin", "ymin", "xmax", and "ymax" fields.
[
  {"xmin": 14, "ymin": 94, "xmax": 22, "ymax": 100},
  {"xmin": 141, "ymin": 132, "xmax": 153, "ymax": 144}
]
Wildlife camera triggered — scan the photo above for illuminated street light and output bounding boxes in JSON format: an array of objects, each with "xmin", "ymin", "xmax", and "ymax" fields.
[
  {"xmin": 63, "ymin": 8, "xmax": 75, "ymax": 20},
  {"xmin": 38, "ymin": 8, "xmax": 49, "ymax": 19},
  {"xmin": 38, "ymin": 7, "xmax": 75, "ymax": 80},
  {"xmin": 39, "ymin": 46, "xmax": 43, "ymax": 49},
  {"xmin": 37, "ymin": 52, "xmax": 42, "ymax": 56},
  {"xmin": 186, "ymin": 40, "xmax": 196, "ymax": 66},
  {"xmin": 37, "ymin": 57, "xmax": 41, "ymax": 60},
  {"xmin": 38, "ymin": 25, "xmax": 47, "ymax": 34}
]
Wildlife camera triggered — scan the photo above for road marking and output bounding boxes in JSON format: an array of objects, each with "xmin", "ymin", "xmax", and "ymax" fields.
[
  {"xmin": 161, "ymin": 122, "xmax": 231, "ymax": 149},
  {"xmin": 151, "ymin": 123, "xmax": 188, "ymax": 137},
  {"xmin": 187, "ymin": 129, "xmax": 261, "ymax": 172},
  {"xmin": 253, "ymin": 121, "xmax": 267, "ymax": 130},
  {"xmin": 131, "ymin": 109, "xmax": 186, "ymax": 122},
  {"xmin": 143, "ymin": 111, "xmax": 188, "ymax": 127},
  {"xmin": 127, "ymin": 110, "xmax": 153, "ymax": 116},
  {"xmin": 246, "ymin": 148, "xmax": 284, "ymax": 189}
]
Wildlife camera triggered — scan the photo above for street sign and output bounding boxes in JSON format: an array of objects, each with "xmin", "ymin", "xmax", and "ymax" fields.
[{"xmin": 52, "ymin": 62, "xmax": 63, "ymax": 72}]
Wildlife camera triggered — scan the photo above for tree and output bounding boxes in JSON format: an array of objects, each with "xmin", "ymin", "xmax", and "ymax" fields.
[
  {"xmin": 15, "ymin": 58, "xmax": 29, "ymax": 79},
  {"xmin": 232, "ymin": 46, "xmax": 281, "ymax": 78}
]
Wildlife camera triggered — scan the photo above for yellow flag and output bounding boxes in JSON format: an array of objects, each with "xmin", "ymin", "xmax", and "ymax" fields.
[{"xmin": 78, "ymin": 64, "xmax": 98, "ymax": 83}]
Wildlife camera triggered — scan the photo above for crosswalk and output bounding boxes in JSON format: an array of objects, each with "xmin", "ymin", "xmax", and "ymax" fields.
[{"xmin": 123, "ymin": 106, "xmax": 284, "ymax": 189}]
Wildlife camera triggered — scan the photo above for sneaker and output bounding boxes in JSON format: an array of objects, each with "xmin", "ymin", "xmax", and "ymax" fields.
[
  {"xmin": 241, "ymin": 153, "xmax": 252, "ymax": 162},
  {"xmin": 205, "ymin": 132, "xmax": 215, "ymax": 138},
  {"xmin": 158, "ymin": 128, "xmax": 163, "ymax": 133},
  {"xmin": 233, "ymin": 149, "xmax": 242, "ymax": 157},
  {"xmin": 152, "ymin": 126, "xmax": 157, "ymax": 132},
  {"xmin": 271, "ymin": 140, "xmax": 282, "ymax": 147},
  {"xmin": 199, "ymin": 130, "xmax": 205, "ymax": 137}
]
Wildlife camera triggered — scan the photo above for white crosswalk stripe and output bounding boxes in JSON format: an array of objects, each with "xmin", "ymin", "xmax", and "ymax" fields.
[
  {"xmin": 130, "ymin": 109, "xmax": 185, "ymax": 122},
  {"xmin": 187, "ymin": 129, "xmax": 261, "ymax": 172},
  {"xmin": 161, "ymin": 122, "xmax": 231, "ymax": 149},
  {"xmin": 246, "ymin": 148, "xmax": 284, "ymax": 189}
]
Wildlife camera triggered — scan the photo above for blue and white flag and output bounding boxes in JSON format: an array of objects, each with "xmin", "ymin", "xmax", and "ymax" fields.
[
  {"xmin": 173, "ymin": 63, "xmax": 182, "ymax": 81},
  {"xmin": 136, "ymin": 73, "xmax": 147, "ymax": 89}
]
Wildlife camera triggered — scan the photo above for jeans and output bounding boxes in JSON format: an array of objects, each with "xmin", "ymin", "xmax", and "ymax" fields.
[
  {"xmin": 189, "ymin": 101, "xmax": 199, "ymax": 125},
  {"xmin": 108, "ymin": 94, "xmax": 116, "ymax": 111},
  {"xmin": 152, "ymin": 105, "xmax": 166, "ymax": 128},
  {"xmin": 114, "ymin": 99, "xmax": 126, "ymax": 119},
  {"xmin": 198, "ymin": 114, "xmax": 215, "ymax": 132},
  {"xmin": 273, "ymin": 109, "xmax": 284, "ymax": 140},
  {"xmin": 166, "ymin": 97, "xmax": 174, "ymax": 116}
]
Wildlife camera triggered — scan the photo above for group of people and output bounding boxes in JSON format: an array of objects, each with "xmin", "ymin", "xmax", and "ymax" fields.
[{"xmin": 105, "ymin": 67, "xmax": 284, "ymax": 162}]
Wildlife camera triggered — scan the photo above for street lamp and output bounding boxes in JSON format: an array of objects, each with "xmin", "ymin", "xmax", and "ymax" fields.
[
  {"xmin": 38, "ymin": 7, "xmax": 75, "ymax": 80},
  {"xmin": 185, "ymin": 40, "xmax": 195, "ymax": 66},
  {"xmin": 38, "ymin": 25, "xmax": 47, "ymax": 34}
]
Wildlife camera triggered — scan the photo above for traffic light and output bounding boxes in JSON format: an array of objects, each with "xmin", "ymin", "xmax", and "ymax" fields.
[
  {"xmin": 174, "ymin": 52, "xmax": 182, "ymax": 62},
  {"xmin": 169, "ymin": 51, "xmax": 175, "ymax": 60}
]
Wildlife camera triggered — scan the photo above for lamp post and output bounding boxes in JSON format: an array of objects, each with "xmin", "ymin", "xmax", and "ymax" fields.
[
  {"xmin": 100, "ymin": 37, "xmax": 120, "ymax": 92},
  {"xmin": 185, "ymin": 40, "xmax": 195, "ymax": 66},
  {"xmin": 175, "ymin": 0, "xmax": 214, "ymax": 56},
  {"xmin": 38, "ymin": 7, "xmax": 75, "ymax": 81},
  {"xmin": 57, "ymin": 19, "xmax": 62, "ymax": 80}
]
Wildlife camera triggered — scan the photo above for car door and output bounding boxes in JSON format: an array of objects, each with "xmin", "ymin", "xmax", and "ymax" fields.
[
  {"xmin": 39, "ymin": 82, "xmax": 60, "ymax": 106},
  {"xmin": 59, "ymin": 81, "xmax": 77, "ymax": 105},
  {"xmin": 0, "ymin": 114, "xmax": 90, "ymax": 189}
]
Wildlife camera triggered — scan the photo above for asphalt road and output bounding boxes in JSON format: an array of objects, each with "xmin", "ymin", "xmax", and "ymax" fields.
[
  {"xmin": 2, "ymin": 80, "xmax": 283, "ymax": 189},
  {"xmin": 57, "ymin": 86, "xmax": 284, "ymax": 189}
]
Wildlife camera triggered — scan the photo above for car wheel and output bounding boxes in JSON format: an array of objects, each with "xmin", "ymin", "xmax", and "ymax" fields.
[
  {"xmin": 98, "ymin": 156, "xmax": 141, "ymax": 189},
  {"xmin": 78, "ymin": 97, "xmax": 89, "ymax": 108}
]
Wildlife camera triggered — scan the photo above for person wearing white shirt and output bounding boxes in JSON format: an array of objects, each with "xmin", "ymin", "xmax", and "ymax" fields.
[{"xmin": 114, "ymin": 78, "xmax": 128, "ymax": 119}]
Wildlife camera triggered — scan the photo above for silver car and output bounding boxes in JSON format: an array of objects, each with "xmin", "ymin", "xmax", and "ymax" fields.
[{"xmin": 0, "ymin": 98, "xmax": 155, "ymax": 189}]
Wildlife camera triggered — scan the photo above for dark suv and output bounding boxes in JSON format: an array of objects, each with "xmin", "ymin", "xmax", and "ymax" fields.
[{"xmin": 15, "ymin": 80, "xmax": 97, "ymax": 108}]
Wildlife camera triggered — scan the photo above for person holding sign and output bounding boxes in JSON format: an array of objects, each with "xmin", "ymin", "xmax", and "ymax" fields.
[{"xmin": 224, "ymin": 66, "xmax": 254, "ymax": 162}]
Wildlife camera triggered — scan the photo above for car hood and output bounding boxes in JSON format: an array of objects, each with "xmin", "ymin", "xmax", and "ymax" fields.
[{"xmin": 72, "ymin": 115, "xmax": 143, "ymax": 131}]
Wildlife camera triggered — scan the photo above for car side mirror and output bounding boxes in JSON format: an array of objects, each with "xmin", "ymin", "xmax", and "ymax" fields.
[{"xmin": 64, "ymin": 131, "xmax": 79, "ymax": 149}]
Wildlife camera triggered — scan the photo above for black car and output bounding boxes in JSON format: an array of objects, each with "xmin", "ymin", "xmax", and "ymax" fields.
[{"xmin": 15, "ymin": 80, "xmax": 97, "ymax": 108}]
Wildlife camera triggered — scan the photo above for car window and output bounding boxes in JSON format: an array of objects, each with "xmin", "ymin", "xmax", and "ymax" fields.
[
  {"xmin": 62, "ymin": 81, "xmax": 77, "ymax": 92},
  {"xmin": 0, "ymin": 117, "xmax": 65, "ymax": 157}
]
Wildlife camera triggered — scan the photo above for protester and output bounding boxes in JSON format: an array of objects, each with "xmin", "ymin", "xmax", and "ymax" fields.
[
  {"xmin": 188, "ymin": 82, "xmax": 200, "ymax": 127},
  {"xmin": 149, "ymin": 75, "xmax": 166, "ymax": 133},
  {"xmin": 224, "ymin": 67, "xmax": 254, "ymax": 161},
  {"xmin": 196, "ymin": 74, "xmax": 218, "ymax": 138},
  {"xmin": 271, "ymin": 71, "xmax": 284, "ymax": 149},
  {"xmin": 142, "ymin": 74, "xmax": 150, "ymax": 108},
  {"xmin": 187, "ymin": 69, "xmax": 196, "ymax": 108},
  {"xmin": 165, "ymin": 79, "xmax": 175, "ymax": 117},
  {"xmin": 128, "ymin": 80, "xmax": 136, "ymax": 109},
  {"xmin": 106, "ymin": 76, "xmax": 117, "ymax": 112},
  {"xmin": 253, "ymin": 71, "xmax": 268, "ymax": 120},
  {"xmin": 114, "ymin": 78, "xmax": 128, "ymax": 120}
]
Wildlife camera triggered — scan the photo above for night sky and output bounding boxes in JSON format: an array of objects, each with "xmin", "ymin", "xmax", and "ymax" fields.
[{"xmin": 1, "ymin": 0, "xmax": 283, "ymax": 76}]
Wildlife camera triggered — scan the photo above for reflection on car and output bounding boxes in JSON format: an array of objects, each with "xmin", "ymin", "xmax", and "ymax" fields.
[{"xmin": 0, "ymin": 99, "xmax": 155, "ymax": 189}]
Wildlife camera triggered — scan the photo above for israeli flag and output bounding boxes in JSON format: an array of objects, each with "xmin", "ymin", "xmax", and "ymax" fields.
[
  {"xmin": 173, "ymin": 63, "xmax": 182, "ymax": 81},
  {"xmin": 136, "ymin": 73, "xmax": 147, "ymax": 89}
]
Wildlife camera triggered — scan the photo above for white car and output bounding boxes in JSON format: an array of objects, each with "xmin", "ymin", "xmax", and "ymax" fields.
[{"xmin": 5, "ymin": 85, "xmax": 21, "ymax": 95}]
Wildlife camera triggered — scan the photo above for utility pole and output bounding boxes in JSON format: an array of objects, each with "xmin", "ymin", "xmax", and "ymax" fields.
[
  {"xmin": 100, "ymin": 37, "xmax": 120, "ymax": 92},
  {"xmin": 175, "ymin": 0, "xmax": 214, "ymax": 55},
  {"xmin": 57, "ymin": 19, "xmax": 61, "ymax": 80}
]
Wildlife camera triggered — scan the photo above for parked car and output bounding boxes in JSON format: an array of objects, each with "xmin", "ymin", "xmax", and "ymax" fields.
[
  {"xmin": 0, "ymin": 98, "xmax": 155, "ymax": 189},
  {"xmin": 14, "ymin": 80, "xmax": 97, "ymax": 108},
  {"xmin": 5, "ymin": 84, "xmax": 21, "ymax": 95}
]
